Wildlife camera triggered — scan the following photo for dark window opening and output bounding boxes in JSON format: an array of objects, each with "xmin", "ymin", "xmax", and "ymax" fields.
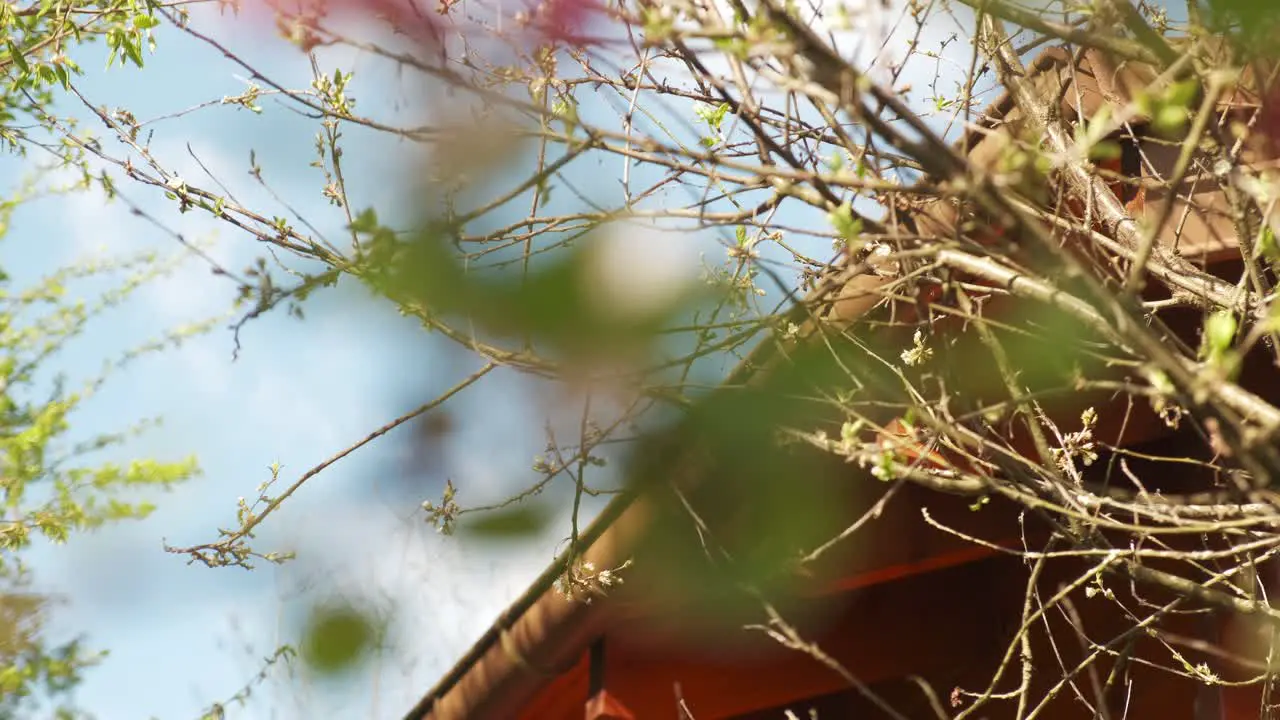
[{"xmin": 1115, "ymin": 125, "xmax": 1146, "ymax": 204}]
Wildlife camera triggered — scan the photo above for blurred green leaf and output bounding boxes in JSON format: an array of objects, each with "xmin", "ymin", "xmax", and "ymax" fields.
[
  {"xmin": 1153, "ymin": 104, "xmax": 1189, "ymax": 136},
  {"xmin": 1202, "ymin": 309, "xmax": 1237, "ymax": 359},
  {"xmin": 1201, "ymin": 309, "xmax": 1240, "ymax": 376},
  {"xmin": 359, "ymin": 217, "xmax": 719, "ymax": 361},
  {"xmin": 300, "ymin": 603, "xmax": 375, "ymax": 675},
  {"xmin": 1088, "ymin": 140, "xmax": 1122, "ymax": 162},
  {"xmin": 1259, "ymin": 226, "xmax": 1279, "ymax": 264},
  {"xmin": 627, "ymin": 340, "xmax": 881, "ymax": 621},
  {"xmin": 1203, "ymin": 0, "xmax": 1280, "ymax": 57},
  {"xmin": 828, "ymin": 201, "xmax": 863, "ymax": 247},
  {"xmin": 461, "ymin": 504, "xmax": 552, "ymax": 540},
  {"xmin": 1165, "ymin": 79, "xmax": 1199, "ymax": 108}
]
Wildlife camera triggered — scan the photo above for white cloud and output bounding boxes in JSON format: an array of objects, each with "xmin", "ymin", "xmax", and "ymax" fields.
[
  {"xmin": 63, "ymin": 186, "xmax": 138, "ymax": 259},
  {"xmin": 582, "ymin": 219, "xmax": 701, "ymax": 324}
]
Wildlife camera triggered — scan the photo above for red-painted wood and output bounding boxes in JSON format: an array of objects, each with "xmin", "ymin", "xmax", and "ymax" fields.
[{"xmin": 584, "ymin": 690, "xmax": 635, "ymax": 720}]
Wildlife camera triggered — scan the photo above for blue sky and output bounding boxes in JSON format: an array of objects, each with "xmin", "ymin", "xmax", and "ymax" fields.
[
  {"xmin": 0, "ymin": 3, "xmax": 984, "ymax": 718},
  {"xmin": 4, "ymin": 11, "xmax": 609, "ymax": 719}
]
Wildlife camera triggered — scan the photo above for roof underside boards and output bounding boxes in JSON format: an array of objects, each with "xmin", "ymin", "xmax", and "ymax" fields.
[
  {"xmin": 515, "ymin": 482, "xmax": 1026, "ymax": 717},
  {"xmin": 515, "ymin": 425, "xmax": 1273, "ymax": 718},
  {"xmin": 519, "ymin": 554, "xmax": 1025, "ymax": 719},
  {"xmin": 522, "ymin": 547, "xmax": 1266, "ymax": 720}
]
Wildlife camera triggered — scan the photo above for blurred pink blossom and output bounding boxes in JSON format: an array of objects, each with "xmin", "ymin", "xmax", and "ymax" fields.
[{"xmin": 242, "ymin": 0, "xmax": 597, "ymax": 50}]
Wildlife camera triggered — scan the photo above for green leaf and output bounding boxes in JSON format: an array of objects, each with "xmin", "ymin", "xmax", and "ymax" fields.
[
  {"xmin": 828, "ymin": 201, "xmax": 863, "ymax": 245},
  {"xmin": 300, "ymin": 603, "xmax": 375, "ymax": 675},
  {"xmin": 349, "ymin": 207, "xmax": 379, "ymax": 234},
  {"xmin": 123, "ymin": 39, "xmax": 144, "ymax": 69},
  {"xmin": 7, "ymin": 42, "xmax": 27, "ymax": 74},
  {"xmin": 1259, "ymin": 225, "xmax": 1278, "ymax": 262},
  {"xmin": 1166, "ymin": 79, "xmax": 1199, "ymax": 108},
  {"xmin": 1201, "ymin": 309, "xmax": 1238, "ymax": 364},
  {"xmin": 461, "ymin": 504, "xmax": 551, "ymax": 540},
  {"xmin": 1154, "ymin": 105, "xmax": 1187, "ymax": 135},
  {"xmin": 1088, "ymin": 140, "xmax": 1122, "ymax": 162},
  {"xmin": 363, "ymin": 219, "xmax": 718, "ymax": 362},
  {"xmin": 630, "ymin": 341, "xmax": 868, "ymax": 618},
  {"xmin": 695, "ymin": 101, "xmax": 730, "ymax": 131}
]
